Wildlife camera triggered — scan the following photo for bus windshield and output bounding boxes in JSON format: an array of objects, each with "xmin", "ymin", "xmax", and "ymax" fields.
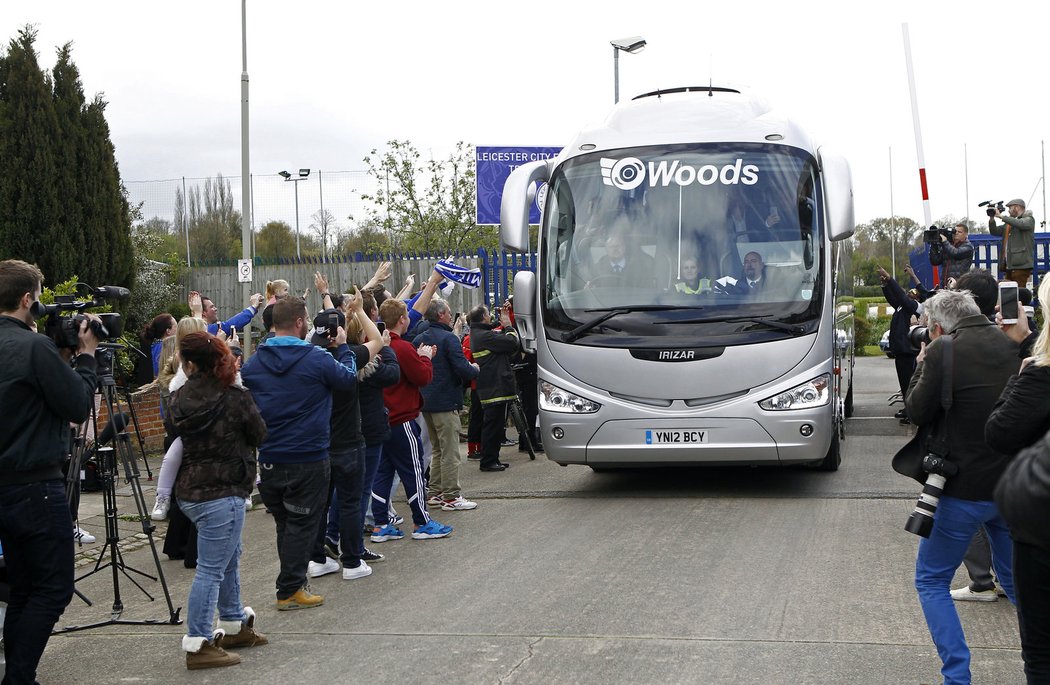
[{"xmin": 541, "ymin": 143, "xmax": 824, "ymax": 345}]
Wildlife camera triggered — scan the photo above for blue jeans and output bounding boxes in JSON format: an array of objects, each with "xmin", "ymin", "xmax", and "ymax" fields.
[
  {"xmin": 0, "ymin": 479, "xmax": 74, "ymax": 685},
  {"xmin": 178, "ymin": 497, "xmax": 246, "ymax": 639},
  {"xmin": 915, "ymin": 496, "xmax": 1016, "ymax": 685}
]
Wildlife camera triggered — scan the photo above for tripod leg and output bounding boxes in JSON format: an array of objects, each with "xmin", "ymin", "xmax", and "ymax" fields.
[
  {"xmin": 121, "ymin": 387, "xmax": 153, "ymax": 479},
  {"xmin": 509, "ymin": 400, "xmax": 536, "ymax": 460}
]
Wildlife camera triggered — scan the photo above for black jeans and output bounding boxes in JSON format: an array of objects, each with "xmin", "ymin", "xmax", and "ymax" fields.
[
  {"xmin": 1015, "ymin": 540, "xmax": 1050, "ymax": 684},
  {"xmin": 258, "ymin": 460, "xmax": 329, "ymax": 600},
  {"xmin": 312, "ymin": 445, "xmax": 365, "ymax": 568},
  {"xmin": 0, "ymin": 479, "xmax": 74, "ymax": 685},
  {"xmin": 480, "ymin": 402, "xmax": 508, "ymax": 468}
]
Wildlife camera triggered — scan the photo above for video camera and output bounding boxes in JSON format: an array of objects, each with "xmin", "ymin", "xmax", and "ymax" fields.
[
  {"xmin": 39, "ymin": 284, "xmax": 130, "ymax": 349},
  {"xmin": 979, "ymin": 200, "xmax": 1005, "ymax": 217},
  {"xmin": 923, "ymin": 225, "xmax": 956, "ymax": 245}
]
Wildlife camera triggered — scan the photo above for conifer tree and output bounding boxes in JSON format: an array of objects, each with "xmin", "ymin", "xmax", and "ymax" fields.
[
  {"xmin": 50, "ymin": 42, "xmax": 88, "ymax": 279},
  {"xmin": 0, "ymin": 27, "xmax": 63, "ymax": 282}
]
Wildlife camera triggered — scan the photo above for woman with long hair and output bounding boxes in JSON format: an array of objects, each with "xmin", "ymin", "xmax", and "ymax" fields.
[{"xmin": 168, "ymin": 332, "xmax": 267, "ymax": 669}]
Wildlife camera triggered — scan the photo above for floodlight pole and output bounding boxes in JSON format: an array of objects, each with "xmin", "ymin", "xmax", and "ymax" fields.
[
  {"xmin": 240, "ymin": 0, "xmax": 253, "ymax": 354},
  {"xmin": 613, "ymin": 46, "xmax": 620, "ymax": 104}
]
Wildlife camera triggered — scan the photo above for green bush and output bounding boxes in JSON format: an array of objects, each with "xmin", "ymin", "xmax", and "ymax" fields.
[{"xmin": 853, "ymin": 316, "xmax": 870, "ymax": 351}]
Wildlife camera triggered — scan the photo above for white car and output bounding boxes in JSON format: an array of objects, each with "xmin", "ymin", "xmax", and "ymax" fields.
[{"xmin": 879, "ymin": 330, "xmax": 893, "ymax": 358}]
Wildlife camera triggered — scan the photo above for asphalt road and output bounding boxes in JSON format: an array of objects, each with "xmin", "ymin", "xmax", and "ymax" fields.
[{"xmin": 18, "ymin": 356, "xmax": 1026, "ymax": 684}]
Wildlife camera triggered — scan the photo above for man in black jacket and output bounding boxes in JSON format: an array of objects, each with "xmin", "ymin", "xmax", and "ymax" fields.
[
  {"xmin": 904, "ymin": 288, "xmax": 1019, "ymax": 685},
  {"xmin": 878, "ymin": 266, "xmax": 922, "ymax": 423},
  {"xmin": 468, "ymin": 305, "xmax": 520, "ymax": 472},
  {"xmin": 0, "ymin": 260, "xmax": 100, "ymax": 684}
]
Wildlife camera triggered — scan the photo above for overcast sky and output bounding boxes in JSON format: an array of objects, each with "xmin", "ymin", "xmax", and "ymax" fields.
[{"xmin": 5, "ymin": 1, "xmax": 1049, "ymax": 234}]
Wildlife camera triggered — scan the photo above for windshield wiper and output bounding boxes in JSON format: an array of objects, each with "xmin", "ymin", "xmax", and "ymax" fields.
[
  {"xmin": 656, "ymin": 315, "xmax": 808, "ymax": 335},
  {"xmin": 562, "ymin": 305, "xmax": 686, "ymax": 343}
]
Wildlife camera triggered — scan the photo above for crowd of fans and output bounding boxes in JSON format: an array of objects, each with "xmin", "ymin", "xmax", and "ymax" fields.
[{"xmin": 137, "ymin": 261, "xmax": 534, "ymax": 668}]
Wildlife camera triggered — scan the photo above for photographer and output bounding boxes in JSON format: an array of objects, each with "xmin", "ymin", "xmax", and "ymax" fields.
[
  {"xmin": 932, "ymin": 222, "xmax": 974, "ymax": 283},
  {"xmin": 989, "ymin": 199, "xmax": 1036, "ymax": 287},
  {"xmin": 904, "ymin": 288, "xmax": 1018, "ymax": 685},
  {"xmin": 0, "ymin": 259, "xmax": 100, "ymax": 684}
]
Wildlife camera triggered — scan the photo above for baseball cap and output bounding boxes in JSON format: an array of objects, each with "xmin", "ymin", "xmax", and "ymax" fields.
[
  {"xmin": 310, "ymin": 308, "xmax": 345, "ymax": 346},
  {"xmin": 1006, "ymin": 198, "xmax": 1025, "ymax": 208}
]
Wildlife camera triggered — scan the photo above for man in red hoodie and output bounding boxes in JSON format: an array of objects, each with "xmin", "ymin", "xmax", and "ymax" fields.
[{"xmin": 369, "ymin": 298, "xmax": 453, "ymax": 541}]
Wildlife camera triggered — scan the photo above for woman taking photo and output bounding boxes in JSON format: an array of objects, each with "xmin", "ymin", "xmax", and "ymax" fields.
[{"xmin": 166, "ymin": 332, "xmax": 267, "ymax": 670}]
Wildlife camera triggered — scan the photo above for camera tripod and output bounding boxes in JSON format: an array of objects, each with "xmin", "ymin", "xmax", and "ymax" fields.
[{"xmin": 55, "ymin": 354, "xmax": 182, "ymax": 633}]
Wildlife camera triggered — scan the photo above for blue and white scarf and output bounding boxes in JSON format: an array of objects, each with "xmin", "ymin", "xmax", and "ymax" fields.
[{"xmin": 434, "ymin": 259, "xmax": 482, "ymax": 296}]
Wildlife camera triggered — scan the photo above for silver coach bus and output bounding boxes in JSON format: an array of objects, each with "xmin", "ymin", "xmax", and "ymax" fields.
[{"xmin": 501, "ymin": 87, "xmax": 855, "ymax": 471}]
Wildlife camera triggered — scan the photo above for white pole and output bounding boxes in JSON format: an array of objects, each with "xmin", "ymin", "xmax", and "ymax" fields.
[
  {"xmin": 902, "ymin": 23, "xmax": 936, "ymax": 284},
  {"xmin": 889, "ymin": 147, "xmax": 896, "ymax": 281},
  {"xmin": 240, "ymin": 0, "xmax": 253, "ymax": 354}
]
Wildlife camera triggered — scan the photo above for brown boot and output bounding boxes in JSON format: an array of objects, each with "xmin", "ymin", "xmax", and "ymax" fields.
[
  {"xmin": 184, "ymin": 637, "xmax": 241, "ymax": 670},
  {"xmin": 275, "ymin": 586, "xmax": 324, "ymax": 611},
  {"xmin": 216, "ymin": 607, "xmax": 268, "ymax": 649}
]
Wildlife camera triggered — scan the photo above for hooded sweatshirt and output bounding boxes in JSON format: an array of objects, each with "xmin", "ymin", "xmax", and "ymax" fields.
[
  {"xmin": 167, "ymin": 373, "xmax": 266, "ymax": 502},
  {"xmin": 241, "ymin": 335, "xmax": 357, "ymax": 464}
]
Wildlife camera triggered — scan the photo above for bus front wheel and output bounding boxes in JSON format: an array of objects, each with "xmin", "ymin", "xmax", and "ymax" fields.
[{"xmin": 816, "ymin": 434, "xmax": 841, "ymax": 472}]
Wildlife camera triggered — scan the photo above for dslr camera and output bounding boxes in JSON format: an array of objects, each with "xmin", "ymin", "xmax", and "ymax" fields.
[
  {"xmin": 38, "ymin": 284, "xmax": 130, "ymax": 349},
  {"xmin": 904, "ymin": 451, "xmax": 959, "ymax": 537},
  {"xmin": 979, "ymin": 200, "xmax": 1005, "ymax": 217}
]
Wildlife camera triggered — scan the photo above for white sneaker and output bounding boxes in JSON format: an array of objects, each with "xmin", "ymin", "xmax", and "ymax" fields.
[
  {"xmin": 426, "ymin": 494, "xmax": 444, "ymax": 506},
  {"xmin": 151, "ymin": 494, "xmax": 171, "ymax": 521},
  {"xmin": 950, "ymin": 586, "xmax": 998, "ymax": 602},
  {"xmin": 441, "ymin": 496, "xmax": 478, "ymax": 511},
  {"xmin": 73, "ymin": 525, "xmax": 96, "ymax": 544},
  {"xmin": 244, "ymin": 496, "xmax": 253, "ymax": 512},
  {"xmin": 307, "ymin": 559, "xmax": 340, "ymax": 578},
  {"xmin": 342, "ymin": 561, "xmax": 372, "ymax": 580}
]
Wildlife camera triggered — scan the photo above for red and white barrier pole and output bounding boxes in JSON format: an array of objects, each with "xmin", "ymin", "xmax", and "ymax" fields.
[{"xmin": 902, "ymin": 23, "xmax": 937, "ymax": 286}]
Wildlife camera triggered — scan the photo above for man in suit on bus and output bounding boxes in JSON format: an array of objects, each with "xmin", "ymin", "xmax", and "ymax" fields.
[{"xmin": 587, "ymin": 232, "xmax": 656, "ymax": 288}]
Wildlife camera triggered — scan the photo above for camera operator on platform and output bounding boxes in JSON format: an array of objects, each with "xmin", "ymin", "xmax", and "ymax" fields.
[
  {"xmin": 903, "ymin": 288, "xmax": 1018, "ymax": 685},
  {"xmin": 930, "ymin": 222, "xmax": 973, "ymax": 283},
  {"xmin": 989, "ymin": 199, "xmax": 1036, "ymax": 287},
  {"xmin": 0, "ymin": 259, "xmax": 101, "ymax": 685}
]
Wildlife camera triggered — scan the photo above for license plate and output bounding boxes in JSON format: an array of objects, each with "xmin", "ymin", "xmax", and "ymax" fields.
[{"xmin": 645, "ymin": 429, "xmax": 709, "ymax": 444}]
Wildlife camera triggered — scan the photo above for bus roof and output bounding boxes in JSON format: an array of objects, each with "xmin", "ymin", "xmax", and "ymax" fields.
[{"xmin": 559, "ymin": 86, "xmax": 819, "ymax": 160}]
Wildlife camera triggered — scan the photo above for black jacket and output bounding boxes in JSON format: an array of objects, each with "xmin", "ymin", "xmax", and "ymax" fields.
[
  {"xmin": 994, "ymin": 432, "xmax": 1050, "ymax": 550},
  {"xmin": 0, "ymin": 315, "xmax": 98, "ymax": 485},
  {"xmin": 905, "ymin": 314, "xmax": 1019, "ymax": 501},
  {"xmin": 985, "ymin": 363, "xmax": 1050, "ymax": 456},
  {"xmin": 469, "ymin": 323, "xmax": 520, "ymax": 405},
  {"xmin": 882, "ymin": 278, "xmax": 918, "ymax": 356},
  {"xmin": 359, "ymin": 345, "xmax": 400, "ymax": 446}
]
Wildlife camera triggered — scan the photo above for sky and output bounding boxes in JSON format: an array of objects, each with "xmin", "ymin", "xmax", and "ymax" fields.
[{"xmin": 4, "ymin": 1, "xmax": 1049, "ymax": 234}]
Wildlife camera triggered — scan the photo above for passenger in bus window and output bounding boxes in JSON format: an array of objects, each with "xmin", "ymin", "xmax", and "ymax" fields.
[
  {"xmin": 674, "ymin": 257, "xmax": 711, "ymax": 294},
  {"xmin": 586, "ymin": 233, "xmax": 656, "ymax": 288}
]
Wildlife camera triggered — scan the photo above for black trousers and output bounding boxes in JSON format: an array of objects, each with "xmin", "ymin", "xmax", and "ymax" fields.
[
  {"xmin": 894, "ymin": 353, "xmax": 917, "ymax": 401},
  {"xmin": 1015, "ymin": 540, "xmax": 1050, "ymax": 684},
  {"xmin": 259, "ymin": 460, "xmax": 329, "ymax": 599},
  {"xmin": 480, "ymin": 402, "xmax": 508, "ymax": 468},
  {"xmin": 0, "ymin": 480, "xmax": 74, "ymax": 685}
]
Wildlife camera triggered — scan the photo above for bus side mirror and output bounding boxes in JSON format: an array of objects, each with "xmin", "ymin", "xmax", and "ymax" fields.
[
  {"xmin": 501, "ymin": 160, "xmax": 551, "ymax": 253},
  {"xmin": 820, "ymin": 150, "xmax": 855, "ymax": 242},
  {"xmin": 511, "ymin": 270, "xmax": 536, "ymax": 348}
]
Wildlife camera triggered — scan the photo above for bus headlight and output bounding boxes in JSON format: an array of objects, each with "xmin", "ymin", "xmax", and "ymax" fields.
[
  {"xmin": 539, "ymin": 381, "xmax": 601, "ymax": 414},
  {"xmin": 758, "ymin": 374, "xmax": 831, "ymax": 411}
]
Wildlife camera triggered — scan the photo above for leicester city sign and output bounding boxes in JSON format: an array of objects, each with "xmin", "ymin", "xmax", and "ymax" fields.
[{"xmin": 475, "ymin": 146, "xmax": 562, "ymax": 226}]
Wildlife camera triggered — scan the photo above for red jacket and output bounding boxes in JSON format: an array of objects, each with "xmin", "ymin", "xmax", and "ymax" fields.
[{"xmin": 383, "ymin": 331, "xmax": 433, "ymax": 425}]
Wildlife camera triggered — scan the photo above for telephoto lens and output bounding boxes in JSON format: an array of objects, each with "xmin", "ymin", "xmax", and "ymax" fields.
[
  {"xmin": 903, "ymin": 454, "xmax": 959, "ymax": 537},
  {"xmin": 904, "ymin": 473, "xmax": 948, "ymax": 537}
]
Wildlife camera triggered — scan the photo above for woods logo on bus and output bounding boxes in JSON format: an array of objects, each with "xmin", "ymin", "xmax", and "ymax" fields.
[{"xmin": 601, "ymin": 157, "xmax": 759, "ymax": 191}]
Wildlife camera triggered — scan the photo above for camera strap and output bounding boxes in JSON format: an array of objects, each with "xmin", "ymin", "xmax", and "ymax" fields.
[{"xmin": 932, "ymin": 336, "xmax": 954, "ymax": 454}]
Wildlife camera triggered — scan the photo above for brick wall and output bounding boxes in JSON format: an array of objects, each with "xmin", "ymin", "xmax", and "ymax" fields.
[{"xmin": 94, "ymin": 385, "xmax": 166, "ymax": 452}]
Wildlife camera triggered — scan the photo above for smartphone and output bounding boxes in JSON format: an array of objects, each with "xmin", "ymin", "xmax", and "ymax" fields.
[
  {"xmin": 328, "ymin": 313, "xmax": 340, "ymax": 336},
  {"xmin": 376, "ymin": 321, "xmax": 386, "ymax": 334},
  {"xmin": 998, "ymin": 281, "xmax": 1019, "ymax": 324}
]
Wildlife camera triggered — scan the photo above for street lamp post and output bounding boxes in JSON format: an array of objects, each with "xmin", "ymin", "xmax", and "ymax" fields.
[
  {"xmin": 610, "ymin": 36, "xmax": 646, "ymax": 104},
  {"xmin": 279, "ymin": 168, "xmax": 311, "ymax": 259}
]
